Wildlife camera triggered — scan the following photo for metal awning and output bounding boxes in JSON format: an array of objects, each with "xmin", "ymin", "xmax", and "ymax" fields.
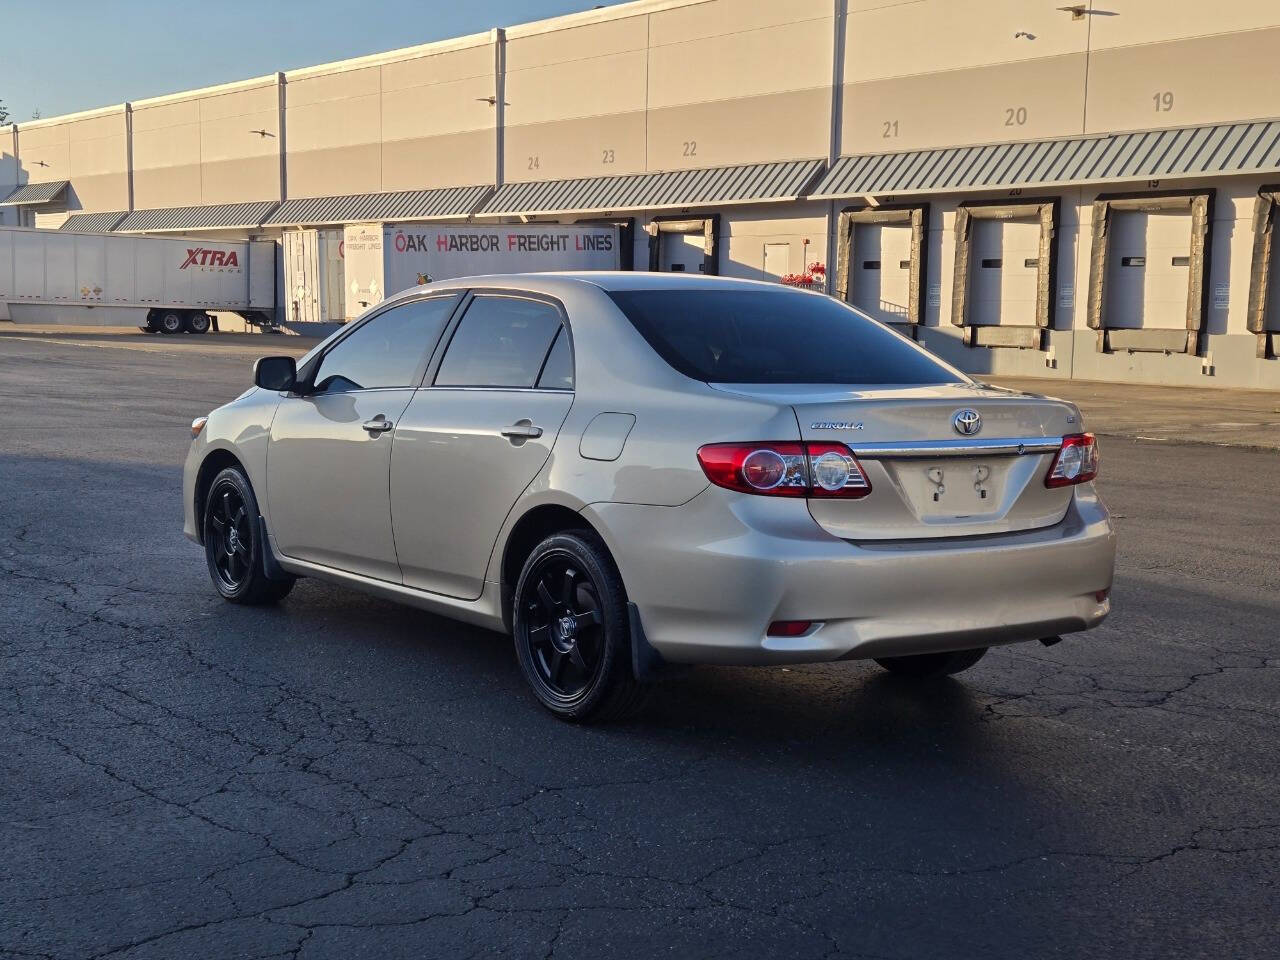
[
  {"xmin": 479, "ymin": 159, "xmax": 826, "ymax": 217},
  {"xmin": 811, "ymin": 119, "xmax": 1280, "ymax": 199},
  {"xmin": 262, "ymin": 185, "xmax": 493, "ymax": 227},
  {"xmin": 115, "ymin": 200, "xmax": 281, "ymax": 233},
  {"xmin": 0, "ymin": 180, "xmax": 71, "ymax": 206},
  {"xmin": 59, "ymin": 211, "xmax": 128, "ymax": 233}
]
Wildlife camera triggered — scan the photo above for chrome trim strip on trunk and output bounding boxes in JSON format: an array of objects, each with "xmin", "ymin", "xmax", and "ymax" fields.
[{"xmin": 850, "ymin": 437, "xmax": 1064, "ymax": 459}]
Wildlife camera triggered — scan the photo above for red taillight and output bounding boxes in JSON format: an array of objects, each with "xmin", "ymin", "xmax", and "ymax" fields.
[
  {"xmin": 1045, "ymin": 433, "xmax": 1099, "ymax": 488},
  {"xmin": 696, "ymin": 442, "xmax": 871, "ymax": 499},
  {"xmin": 767, "ymin": 620, "xmax": 813, "ymax": 637}
]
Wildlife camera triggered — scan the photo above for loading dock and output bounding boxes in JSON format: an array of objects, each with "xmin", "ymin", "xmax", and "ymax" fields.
[
  {"xmin": 647, "ymin": 215, "xmax": 720, "ymax": 275},
  {"xmin": 834, "ymin": 204, "xmax": 927, "ymax": 337},
  {"xmin": 1245, "ymin": 185, "xmax": 1280, "ymax": 359},
  {"xmin": 1086, "ymin": 190, "xmax": 1213, "ymax": 355},
  {"xmin": 950, "ymin": 199, "xmax": 1058, "ymax": 350}
]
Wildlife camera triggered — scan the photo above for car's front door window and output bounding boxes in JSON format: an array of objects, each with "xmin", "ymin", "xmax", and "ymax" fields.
[{"xmin": 313, "ymin": 296, "xmax": 457, "ymax": 393}]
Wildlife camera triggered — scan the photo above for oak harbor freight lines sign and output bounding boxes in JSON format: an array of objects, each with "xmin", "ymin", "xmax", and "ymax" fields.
[
  {"xmin": 345, "ymin": 223, "xmax": 621, "ymax": 307},
  {"xmin": 393, "ymin": 226, "xmax": 617, "ymax": 283}
]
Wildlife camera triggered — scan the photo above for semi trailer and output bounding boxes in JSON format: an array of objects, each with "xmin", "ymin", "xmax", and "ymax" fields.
[
  {"xmin": 0, "ymin": 226, "xmax": 275, "ymax": 333},
  {"xmin": 342, "ymin": 222, "xmax": 622, "ymax": 315}
]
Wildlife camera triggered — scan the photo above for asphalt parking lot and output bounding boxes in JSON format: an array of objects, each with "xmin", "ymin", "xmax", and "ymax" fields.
[{"xmin": 2, "ymin": 331, "xmax": 1278, "ymax": 960}]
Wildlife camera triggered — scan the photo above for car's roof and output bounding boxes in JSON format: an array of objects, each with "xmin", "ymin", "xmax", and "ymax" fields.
[
  {"xmin": 531, "ymin": 272, "xmax": 789, "ymax": 292},
  {"xmin": 383, "ymin": 272, "xmax": 797, "ymax": 306}
]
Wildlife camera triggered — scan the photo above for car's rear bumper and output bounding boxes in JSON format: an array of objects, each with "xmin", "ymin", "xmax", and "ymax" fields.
[{"xmin": 586, "ymin": 485, "xmax": 1115, "ymax": 666}]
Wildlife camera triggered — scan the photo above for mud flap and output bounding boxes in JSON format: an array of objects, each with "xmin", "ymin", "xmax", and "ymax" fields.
[
  {"xmin": 258, "ymin": 516, "xmax": 293, "ymax": 582},
  {"xmin": 628, "ymin": 602, "xmax": 667, "ymax": 682}
]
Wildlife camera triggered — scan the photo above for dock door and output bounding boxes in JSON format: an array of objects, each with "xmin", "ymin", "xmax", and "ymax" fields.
[
  {"xmin": 1086, "ymin": 190, "xmax": 1213, "ymax": 355},
  {"xmin": 835, "ymin": 204, "xmax": 928, "ymax": 336},
  {"xmin": 648, "ymin": 216, "xmax": 720, "ymax": 275},
  {"xmin": 951, "ymin": 199, "xmax": 1058, "ymax": 350}
]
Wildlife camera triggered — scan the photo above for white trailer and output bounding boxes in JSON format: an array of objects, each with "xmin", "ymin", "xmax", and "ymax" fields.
[
  {"xmin": 282, "ymin": 228, "xmax": 345, "ymax": 326},
  {"xmin": 343, "ymin": 222, "xmax": 621, "ymax": 317},
  {"xmin": 0, "ymin": 226, "xmax": 275, "ymax": 333}
]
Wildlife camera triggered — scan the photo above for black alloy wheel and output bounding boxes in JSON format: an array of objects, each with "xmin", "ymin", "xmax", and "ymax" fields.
[
  {"xmin": 524, "ymin": 552, "xmax": 605, "ymax": 703},
  {"xmin": 202, "ymin": 467, "xmax": 295, "ymax": 605},
  {"xmin": 513, "ymin": 532, "xmax": 648, "ymax": 722},
  {"xmin": 207, "ymin": 483, "xmax": 253, "ymax": 593}
]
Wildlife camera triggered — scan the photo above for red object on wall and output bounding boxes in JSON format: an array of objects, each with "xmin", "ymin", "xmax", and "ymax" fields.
[{"xmin": 781, "ymin": 261, "xmax": 826, "ymax": 289}]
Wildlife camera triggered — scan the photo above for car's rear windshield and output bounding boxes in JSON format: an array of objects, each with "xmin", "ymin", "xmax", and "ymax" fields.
[{"xmin": 607, "ymin": 288, "xmax": 963, "ymax": 385}]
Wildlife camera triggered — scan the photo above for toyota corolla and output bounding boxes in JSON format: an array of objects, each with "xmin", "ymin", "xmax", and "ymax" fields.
[{"xmin": 184, "ymin": 273, "xmax": 1115, "ymax": 721}]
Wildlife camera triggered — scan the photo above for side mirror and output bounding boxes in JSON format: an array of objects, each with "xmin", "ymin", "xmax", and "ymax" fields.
[{"xmin": 254, "ymin": 356, "xmax": 297, "ymax": 392}]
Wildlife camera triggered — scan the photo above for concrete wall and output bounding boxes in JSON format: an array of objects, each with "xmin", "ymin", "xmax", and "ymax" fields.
[
  {"xmin": 16, "ymin": 108, "xmax": 129, "ymax": 213},
  {"xmin": 1085, "ymin": 1, "xmax": 1280, "ymax": 133},
  {"xmin": 0, "ymin": 125, "xmax": 16, "ymax": 226},
  {"xmin": 842, "ymin": 0, "xmax": 1089, "ymax": 154},
  {"xmin": 504, "ymin": 0, "xmax": 832, "ymax": 183},
  {"xmin": 132, "ymin": 78, "xmax": 281, "ymax": 209},
  {"xmin": 840, "ymin": 0, "xmax": 1280, "ymax": 154},
  {"xmin": 504, "ymin": 13, "xmax": 650, "ymax": 182},
  {"xmin": 284, "ymin": 36, "xmax": 496, "ymax": 198}
]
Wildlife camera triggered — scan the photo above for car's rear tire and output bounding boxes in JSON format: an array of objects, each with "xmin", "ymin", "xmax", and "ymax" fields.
[
  {"xmin": 203, "ymin": 466, "xmax": 295, "ymax": 605},
  {"xmin": 158, "ymin": 310, "xmax": 185, "ymax": 335},
  {"xmin": 513, "ymin": 531, "xmax": 649, "ymax": 722},
  {"xmin": 875, "ymin": 647, "xmax": 988, "ymax": 678}
]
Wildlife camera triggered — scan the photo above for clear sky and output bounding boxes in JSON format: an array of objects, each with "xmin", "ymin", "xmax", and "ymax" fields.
[{"xmin": 0, "ymin": 0, "xmax": 631, "ymax": 122}]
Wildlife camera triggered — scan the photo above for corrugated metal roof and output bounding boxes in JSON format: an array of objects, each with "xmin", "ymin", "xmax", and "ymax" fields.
[
  {"xmin": 812, "ymin": 120, "xmax": 1280, "ymax": 199},
  {"xmin": 263, "ymin": 185, "xmax": 493, "ymax": 226},
  {"xmin": 59, "ymin": 211, "xmax": 128, "ymax": 233},
  {"xmin": 480, "ymin": 159, "xmax": 826, "ymax": 216},
  {"xmin": 115, "ymin": 200, "xmax": 280, "ymax": 233},
  {"xmin": 0, "ymin": 180, "xmax": 71, "ymax": 206}
]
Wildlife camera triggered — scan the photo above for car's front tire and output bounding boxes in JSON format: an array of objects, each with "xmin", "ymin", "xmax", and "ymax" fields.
[
  {"xmin": 203, "ymin": 466, "xmax": 295, "ymax": 605},
  {"xmin": 513, "ymin": 531, "xmax": 648, "ymax": 722},
  {"xmin": 875, "ymin": 646, "xmax": 988, "ymax": 678}
]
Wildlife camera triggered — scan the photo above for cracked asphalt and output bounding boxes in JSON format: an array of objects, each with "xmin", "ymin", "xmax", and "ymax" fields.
[{"xmin": 1, "ymin": 332, "xmax": 1277, "ymax": 960}]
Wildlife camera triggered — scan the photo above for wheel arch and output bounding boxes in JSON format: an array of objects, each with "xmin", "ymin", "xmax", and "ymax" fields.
[
  {"xmin": 497, "ymin": 500, "xmax": 610, "ymax": 632},
  {"xmin": 193, "ymin": 447, "xmax": 248, "ymax": 545}
]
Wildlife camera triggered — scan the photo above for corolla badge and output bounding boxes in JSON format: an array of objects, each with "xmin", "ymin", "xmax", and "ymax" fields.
[
  {"xmin": 810, "ymin": 421, "xmax": 864, "ymax": 430},
  {"xmin": 952, "ymin": 408, "xmax": 983, "ymax": 436}
]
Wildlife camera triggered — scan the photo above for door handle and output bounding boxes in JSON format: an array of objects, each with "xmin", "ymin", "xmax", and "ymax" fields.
[
  {"xmin": 500, "ymin": 421, "xmax": 543, "ymax": 440},
  {"xmin": 362, "ymin": 417, "xmax": 394, "ymax": 435}
]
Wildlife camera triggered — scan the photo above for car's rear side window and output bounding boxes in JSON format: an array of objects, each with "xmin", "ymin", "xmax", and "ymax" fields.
[
  {"xmin": 435, "ymin": 296, "xmax": 564, "ymax": 388},
  {"xmin": 536, "ymin": 327, "xmax": 574, "ymax": 390},
  {"xmin": 607, "ymin": 289, "xmax": 962, "ymax": 385}
]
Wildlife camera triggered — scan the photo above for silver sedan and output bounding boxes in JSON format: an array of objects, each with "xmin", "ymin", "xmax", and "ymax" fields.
[{"xmin": 184, "ymin": 273, "xmax": 1115, "ymax": 721}]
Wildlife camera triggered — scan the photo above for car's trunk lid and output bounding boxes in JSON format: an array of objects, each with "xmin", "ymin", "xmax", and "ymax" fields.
[{"xmin": 710, "ymin": 382, "xmax": 1081, "ymax": 541}]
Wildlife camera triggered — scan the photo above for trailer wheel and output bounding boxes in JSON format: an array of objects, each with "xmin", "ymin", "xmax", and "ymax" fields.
[
  {"xmin": 158, "ymin": 310, "xmax": 185, "ymax": 335},
  {"xmin": 185, "ymin": 312, "xmax": 212, "ymax": 334}
]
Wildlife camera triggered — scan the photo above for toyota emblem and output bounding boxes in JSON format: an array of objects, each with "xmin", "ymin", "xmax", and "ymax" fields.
[{"xmin": 952, "ymin": 408, "xmax": 982, "ymax": 436}]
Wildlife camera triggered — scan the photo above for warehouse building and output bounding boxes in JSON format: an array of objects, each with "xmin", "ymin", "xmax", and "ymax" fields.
[{"xmin": 3, "ymin": 0, "xmax": 1280, "ymax": 389}]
